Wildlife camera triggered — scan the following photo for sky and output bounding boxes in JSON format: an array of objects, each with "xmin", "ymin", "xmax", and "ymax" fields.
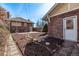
[{"xmin": 0, "ymin": 3, "xmax": 54, "ymax": 25}]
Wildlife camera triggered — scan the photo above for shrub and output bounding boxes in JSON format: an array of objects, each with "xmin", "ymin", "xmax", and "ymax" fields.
[{"xmin": 42, "ymin": 24, "xmax": 48, "ymax": 33}]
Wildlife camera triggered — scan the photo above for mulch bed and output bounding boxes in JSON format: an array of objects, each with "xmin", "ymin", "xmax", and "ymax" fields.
[{"xmin": 24, "ymin": 37, "xmax": 64, "ymax": 56}]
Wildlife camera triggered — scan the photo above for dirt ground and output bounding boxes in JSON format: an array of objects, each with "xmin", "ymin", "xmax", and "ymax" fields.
[
  {"xmin": 12, "ymin": 32, "xmax": 79, "ymax": 56},
  {"xmin": 53, "ymin": 40, "xmax": 79, "ymax": 56},
  {"xmin": 12, "ymin": 32, "xmax": 45, "ymax": 55}
]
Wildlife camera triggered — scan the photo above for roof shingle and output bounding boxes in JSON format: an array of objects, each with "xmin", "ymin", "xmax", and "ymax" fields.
[{"xmin": 6, "ymin": 17, "xmax": 33, "ymax": 24}]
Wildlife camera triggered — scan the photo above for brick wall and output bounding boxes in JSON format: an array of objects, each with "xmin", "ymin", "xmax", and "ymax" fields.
[
  {"xmin": 48, "ymin": 9, "xmax": 79, "ymax": 40},
  {"xmin": 48, "ymin": 16, "xmax": 63, "ymax": 39}
]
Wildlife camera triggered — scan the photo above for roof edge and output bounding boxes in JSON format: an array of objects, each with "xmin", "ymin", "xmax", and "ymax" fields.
[{"xmin": 42, "ymin": 3, "xmax": 58, "ymax": 20}]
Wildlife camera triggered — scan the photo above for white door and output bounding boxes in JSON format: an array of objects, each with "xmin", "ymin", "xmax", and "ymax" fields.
[{"xmin": 63, "ymin": 16, "xmax": 77, "ymax": 41}]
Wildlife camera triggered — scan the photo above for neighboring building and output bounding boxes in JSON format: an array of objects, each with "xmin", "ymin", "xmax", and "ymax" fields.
[
  {"xmin": 5, "ymin": 17, "xmax": 33, "ymax": 33},
  {"xmin": 0, "ymin": 6, "xmax": 33, "ymax": 33},
  {"xmin": 42, "ymin": 3, "xmax": 79, "ymax": 42}
]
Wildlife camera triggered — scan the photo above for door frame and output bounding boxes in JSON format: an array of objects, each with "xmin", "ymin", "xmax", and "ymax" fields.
[{"xmin": 63, "ymin": 15, "xmax": 77, "ymax": 41}]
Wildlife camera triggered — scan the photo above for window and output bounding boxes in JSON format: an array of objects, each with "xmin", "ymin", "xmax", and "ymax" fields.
[{"xmin": 66, "ymin": 17, "xmax": 73, "ymax": 29}]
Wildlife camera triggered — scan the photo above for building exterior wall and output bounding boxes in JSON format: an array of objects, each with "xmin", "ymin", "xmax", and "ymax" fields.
[
  {"xmin": 5, "ymin": 19, "xmax": 33, "ymax": 33},
  {"xmin": 11, "ymin": 21, "xmax": 21, "ymax": 26},
  {"xmin": 24, "ymin": 23, "xmax": 27, "ymax": 27},
  {"xmin": 9, "ymin": 21, "xmax": 33, "ymax": 33},
  {"xmin": 48, "ymin": 8, "xmax": 79, "ymax": 40},
  {"xmin": 48, "ymin": 16, "xmax": 63, "ymax": 39}
]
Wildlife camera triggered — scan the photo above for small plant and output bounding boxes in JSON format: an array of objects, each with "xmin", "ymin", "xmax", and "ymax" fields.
[
  {"xmin": 0, "ymin": 25, "xmax": 10, "ymax": 33},
  {"xmin": 0, "ymin": 25, "xmax": 5, "ymax": 29},
  {"xmin": 0, "ymin": 25, "xmax": 8, "ymax": 30}
]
